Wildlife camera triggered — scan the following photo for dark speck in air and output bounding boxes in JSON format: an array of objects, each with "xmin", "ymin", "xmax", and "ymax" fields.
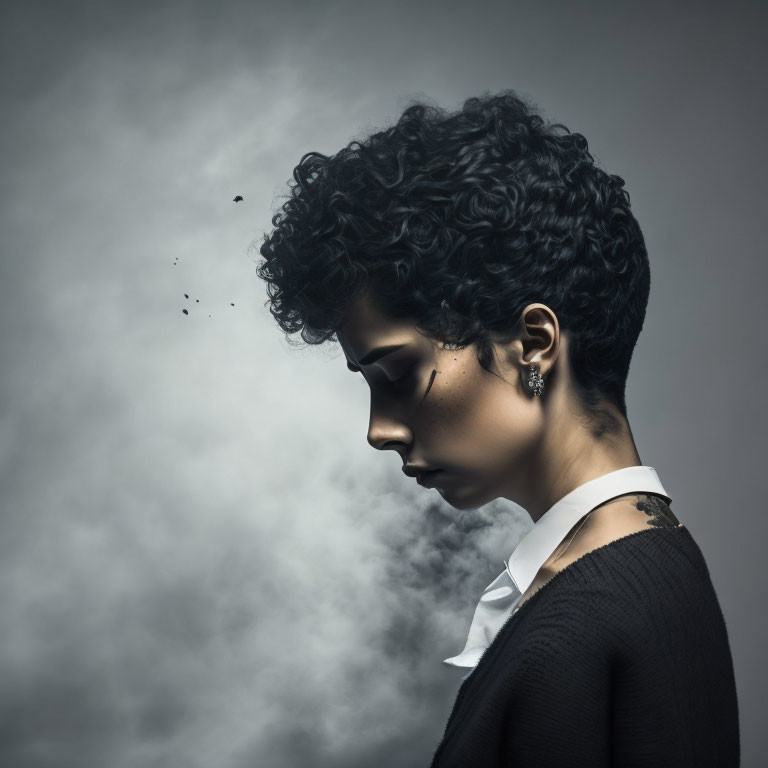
[
  {"xmin": 230, "ymin": 303, "xmax": 235, "ymax": 306},
  {"xmin": 184, "ymin": 293, "xmax": 189, "ymax": 299},
  {"xmin": 182, "ymin": 309, "xmax": 188, "ymax": 315},
  {"xmin": 233, "ymin": 195, "xmax": 244, "ymax": 203},
  {"xmin": 196, "ymin": 299, "xmax": 199, "ymax": 303}
]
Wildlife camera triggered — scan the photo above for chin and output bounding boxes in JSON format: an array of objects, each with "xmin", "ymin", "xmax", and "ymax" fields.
[{"xmin": 437, "ymin": 484, "xmax": 493, "ymax": 512}]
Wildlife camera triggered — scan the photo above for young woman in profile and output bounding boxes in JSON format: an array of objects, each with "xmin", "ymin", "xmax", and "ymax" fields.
[{"xmin": 257, "ymin": 91, "xmax": 740, "ymax": 767}]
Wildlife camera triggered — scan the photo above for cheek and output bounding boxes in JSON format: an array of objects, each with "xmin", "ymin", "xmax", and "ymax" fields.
[
  {"xmin": 420, "ymin": 376, "xmax": 481, "ymax": 429},
  {"xmin": 415, "ymin": 366, "xmax": 535, "ymax": 452}
]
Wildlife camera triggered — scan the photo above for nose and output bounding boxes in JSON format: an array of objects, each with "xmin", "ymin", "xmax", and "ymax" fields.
[{"xmin": 367, "ymin": 413, "xmax": 412, "ymax": 453}]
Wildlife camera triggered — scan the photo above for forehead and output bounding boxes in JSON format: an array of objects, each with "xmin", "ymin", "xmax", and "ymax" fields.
[{"xmin": 337, "ymin": 291, "xmax": 419, "ymax": 363}]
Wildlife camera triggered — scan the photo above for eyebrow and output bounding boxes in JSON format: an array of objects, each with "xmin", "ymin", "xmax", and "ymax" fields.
[{"xmin": 346, "ymin": 343, "xmax": 405, "ymax": 372}]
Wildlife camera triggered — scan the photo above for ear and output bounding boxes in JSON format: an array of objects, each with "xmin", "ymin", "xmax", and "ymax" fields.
[
  {"xmin": 517, "ymin": 303, "xmax": 560, "ymax": 377},
  {"xmin": 491, "ymin": 303, "xmax": 560, "ymax": 385}
]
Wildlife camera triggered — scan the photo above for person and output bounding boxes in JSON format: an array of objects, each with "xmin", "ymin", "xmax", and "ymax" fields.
[{"xmin": 256, "ymin": 91, "xmax": 740, "ymax": 766}]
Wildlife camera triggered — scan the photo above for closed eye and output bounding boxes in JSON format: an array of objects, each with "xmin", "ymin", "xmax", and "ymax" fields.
[
  {"xmin": 350, "ymin": 361, "xmax": 431, "ymax": 398},
  {"xmin": 353, "ymin": 370, "xmax": 412, "ymax": 389}
]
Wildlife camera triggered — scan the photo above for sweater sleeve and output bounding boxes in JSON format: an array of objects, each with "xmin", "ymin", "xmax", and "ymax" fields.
[{"xmin": 500, "ymin": 624, "xmax": 613, "ymax": 767}]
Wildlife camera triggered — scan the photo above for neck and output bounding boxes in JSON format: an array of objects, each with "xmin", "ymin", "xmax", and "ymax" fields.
[{"xmin": 504, "ymin": 392, "xmax": 642, "ymax": 524}]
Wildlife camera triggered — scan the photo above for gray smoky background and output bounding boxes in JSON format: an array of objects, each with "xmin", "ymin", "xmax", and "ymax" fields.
[{"xmin": 1, "ymin": 1, "xmax": 766, "ymax": 766}]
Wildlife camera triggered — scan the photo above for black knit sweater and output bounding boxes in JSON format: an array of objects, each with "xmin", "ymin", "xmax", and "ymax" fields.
[{"xmin": 430, "ymin": 525, "xmax": 740, "ymax": 767}]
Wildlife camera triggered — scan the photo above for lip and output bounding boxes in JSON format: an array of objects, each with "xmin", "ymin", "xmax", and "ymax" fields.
[
  {"xmin": 402, "ymin": 464, "xmax": 436, "ymax": 478},
  {"xmin": 416, "ymin": 469, "xmax": 443, "ymax": 488}
]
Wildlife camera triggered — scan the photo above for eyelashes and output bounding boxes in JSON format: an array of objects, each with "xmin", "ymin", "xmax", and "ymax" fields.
[{"xmin": 356, "ymin": 366, "xmax": 439, "ymax": 400}]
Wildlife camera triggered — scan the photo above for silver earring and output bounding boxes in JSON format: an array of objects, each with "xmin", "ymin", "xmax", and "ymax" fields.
[{"xmin": 528, "ymin": 364, "xmax": 545, "ymax": 397}]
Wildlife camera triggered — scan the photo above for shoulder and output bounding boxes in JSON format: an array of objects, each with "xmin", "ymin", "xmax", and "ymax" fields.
[
  {"xmin": 546, "ymin": 492, "xmax": 682, "ymax": 573},
  {"xmin": 515, "ymin": 523, "xmax": 713, "ymax": 652},
  {"xmin": 471, "ymin": 525, "xmax": 724, "ymax": 706},
  {"xmin": 481, "ymin": 523, "xmax": 739, "ymax": 768},
  {"xmin": 518, "ymin": 493, "xmax": 683, "ymax": 610}
]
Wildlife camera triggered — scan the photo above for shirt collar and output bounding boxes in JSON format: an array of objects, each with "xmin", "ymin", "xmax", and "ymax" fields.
[{"xmin": 443, "ymin": 465, "xmax": 671, "ymax": 669}]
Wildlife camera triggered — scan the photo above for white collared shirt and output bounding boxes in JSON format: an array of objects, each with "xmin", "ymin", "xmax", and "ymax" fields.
[{"xmin": 444, "ymin": 465, "xmax": 671, "ymax": 670}]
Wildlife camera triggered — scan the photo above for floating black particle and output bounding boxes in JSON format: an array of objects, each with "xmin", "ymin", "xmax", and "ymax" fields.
[
  {"xmin": 182, "ymin": 309, "xmax": 188, "ymax": 315},
  {"xmin": 233, "ymin": 195, "xmax": 243, "ymax": 203},
  {"xmin": 184, "ymin": 293, "xmax": 189, "ymax": 299}
]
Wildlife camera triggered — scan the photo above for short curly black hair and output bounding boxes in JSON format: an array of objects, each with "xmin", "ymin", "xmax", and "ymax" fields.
[{"xmin": 257, "ymin": 89, "xmax": 650, "ymax": 425}]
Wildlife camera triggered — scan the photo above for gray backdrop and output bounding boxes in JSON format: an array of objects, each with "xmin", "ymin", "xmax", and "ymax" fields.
[{"xmin": 1, "ymin": 0, "xmax": 765, "ymax": 766}]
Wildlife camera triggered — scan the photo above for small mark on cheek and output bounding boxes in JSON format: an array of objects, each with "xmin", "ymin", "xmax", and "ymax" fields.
[{"xmin": 423, "ymin": 368, "xmax": 439, "ymax": 399}]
